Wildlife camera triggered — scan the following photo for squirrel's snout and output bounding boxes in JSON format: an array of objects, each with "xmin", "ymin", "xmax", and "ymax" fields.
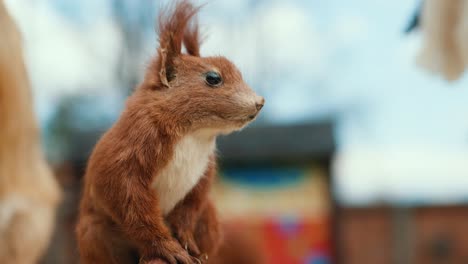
[
  {"xmin": 248, "ymin": 97, "xmax": 265, "ymax": 120},
  {"xmin": 255, "ymin": 97, "xmax": 265, "ymax": 111}
]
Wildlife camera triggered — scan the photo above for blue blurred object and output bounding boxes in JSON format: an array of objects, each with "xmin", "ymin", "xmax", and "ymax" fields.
[
  {"xmin": 222, "ymin": 166, "xmax": 306, "ymax": 189},
  {"xmin": 305, "ymin": 252, "xmax": 330, "ymax": 264}
]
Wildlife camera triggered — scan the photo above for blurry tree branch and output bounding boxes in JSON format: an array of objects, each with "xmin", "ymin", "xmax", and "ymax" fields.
[{"xmin": 111, "ymin": 0, "xmax": 157, "ymax": 94}]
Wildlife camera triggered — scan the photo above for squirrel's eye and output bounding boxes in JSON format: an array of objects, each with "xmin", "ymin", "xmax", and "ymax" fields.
[{"xmin": 205, "ymin": 71, "xmax": 223, "ymax": 87}]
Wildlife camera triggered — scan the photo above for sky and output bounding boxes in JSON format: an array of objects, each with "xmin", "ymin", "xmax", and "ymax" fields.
[{"xmin": 5, "ymin": 0, "xmax": 468, "ymax": 205}]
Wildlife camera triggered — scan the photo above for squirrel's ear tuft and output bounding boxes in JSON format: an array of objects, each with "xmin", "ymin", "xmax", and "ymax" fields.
[
  {"xmin": 184, "ymin": 18, "xmax": 202, "ymax": 57},
  {"xmin": 156, "ymin": 0, "xmax": 201, "ymax": 88}
]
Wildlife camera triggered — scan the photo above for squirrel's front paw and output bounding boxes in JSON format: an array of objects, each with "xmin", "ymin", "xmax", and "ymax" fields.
[
  {"xmin": 174, "ymin": 228, "xmax": 201, "ymax": 257},
  {"xmin": 140, "ymin": 238, "xmax": 197, "ymax": 264}
]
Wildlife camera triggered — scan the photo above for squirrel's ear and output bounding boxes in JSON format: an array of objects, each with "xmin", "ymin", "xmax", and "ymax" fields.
[
  {"xmin": 157, "ymin": 47, "xmax": 175, "ymax": 88},
  {"xmin": 156, "ymin": 1, "xmax": 200, "ymax": 88}
]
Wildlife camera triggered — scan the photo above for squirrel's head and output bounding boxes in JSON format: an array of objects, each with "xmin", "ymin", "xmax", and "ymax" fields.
[{"xmin": 138, "ymin": 0, "xmax": 264, "ymax": 135}]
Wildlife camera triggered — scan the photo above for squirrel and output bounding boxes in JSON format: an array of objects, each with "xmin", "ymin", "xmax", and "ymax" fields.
[{"xmin": 76, "ymin": 1, "xmax": 265, "ymax": 264}]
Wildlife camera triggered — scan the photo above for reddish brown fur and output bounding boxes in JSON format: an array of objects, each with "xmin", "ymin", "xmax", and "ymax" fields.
[{"xmin": 76, "ymin": 1, "xmax": 264, "ymax": 264}]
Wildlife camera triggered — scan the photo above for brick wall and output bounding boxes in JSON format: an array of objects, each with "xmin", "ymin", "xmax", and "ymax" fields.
[
  {"xmin": 338, "ymin": 207, "xmax": 393, "ymax": 264},
  {"xmin": 413, "ymin": 206, "xmax": 468, "ymax": 264},
  {"xmin": 338, "ymin": 206, "xmax": 468, "ymax": 264}
]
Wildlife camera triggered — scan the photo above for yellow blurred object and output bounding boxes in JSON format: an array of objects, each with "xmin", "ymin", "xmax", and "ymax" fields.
[{"xmin": 213, "ymin": 167, "xmax": 330, "ymax": 220}]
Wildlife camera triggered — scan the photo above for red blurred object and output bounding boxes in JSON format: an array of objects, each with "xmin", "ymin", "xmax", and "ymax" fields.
[{"xmin": 224, "ymin": 217, "xmax": 331, "ymax": 264}]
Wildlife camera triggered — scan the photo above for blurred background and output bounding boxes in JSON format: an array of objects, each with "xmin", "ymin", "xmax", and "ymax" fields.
[{"xmin": 4, "ymin": 0, "xmax": 468, "ymax": 263}]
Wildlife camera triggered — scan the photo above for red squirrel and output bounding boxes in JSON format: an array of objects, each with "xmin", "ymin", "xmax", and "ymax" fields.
[{"xmin": 76, "ymin": 1, "xmax": 264, "ymax": 263}]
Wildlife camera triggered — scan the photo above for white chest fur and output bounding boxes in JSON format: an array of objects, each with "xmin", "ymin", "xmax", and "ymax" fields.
[{"xmin": 152, "ymin": 131, "xmax": 215, "ymax": 215}]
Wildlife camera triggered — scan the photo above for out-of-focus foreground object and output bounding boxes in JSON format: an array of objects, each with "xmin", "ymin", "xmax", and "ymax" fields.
[
  {"xmin": 0, "ymin": 1, "xmax": 61, "ymax": 263},
  {"xmin": 416, "ymin": 0, "xmax": 468, "ymax": 81}
]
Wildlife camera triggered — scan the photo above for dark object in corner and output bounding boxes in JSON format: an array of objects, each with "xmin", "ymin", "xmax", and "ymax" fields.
[{"xmin": 405, "ymin": 1, "xmax": 423, "ymax": 34}]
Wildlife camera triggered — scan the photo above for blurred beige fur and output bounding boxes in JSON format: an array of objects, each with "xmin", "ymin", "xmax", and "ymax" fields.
[
  {"xmin": 418, "ymin": 0, "xmax": 468, "ymax": 81},
  {"xmin": 0, "ymin": 1, "xmax": 61, "ymax": 263}
]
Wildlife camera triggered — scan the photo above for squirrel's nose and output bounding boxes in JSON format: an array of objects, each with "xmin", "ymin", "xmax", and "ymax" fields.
[{"xmin": 256, "ymin": 97, "xmax": 265, "ymax": 111}]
